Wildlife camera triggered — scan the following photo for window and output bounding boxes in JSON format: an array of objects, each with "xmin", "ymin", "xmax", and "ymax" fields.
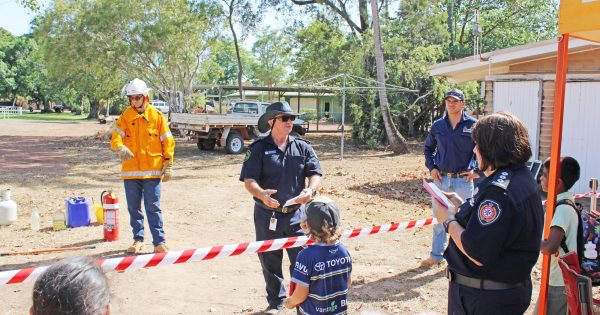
[{"xmin": 232, "ymin": 102, "xmax": 259, "ymax": 114}]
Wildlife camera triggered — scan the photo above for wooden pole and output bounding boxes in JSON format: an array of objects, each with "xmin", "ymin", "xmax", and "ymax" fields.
[
  {"xmin": 538, "ymin": 33, "xmax": 570, "ymax": 315},
  {"xmin": 0, "ymin": 245, "xmax": 96, "ymax": 256}
]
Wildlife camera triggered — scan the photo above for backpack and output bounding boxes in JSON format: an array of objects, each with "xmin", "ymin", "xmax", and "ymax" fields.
[{"xmin": 556, "ymin": 199, "xmax": 600, "ymax": 286}]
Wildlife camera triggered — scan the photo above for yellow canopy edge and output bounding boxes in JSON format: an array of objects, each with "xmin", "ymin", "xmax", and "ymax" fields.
[{"xmin": 559, "ymin": 0, "xmax": 600, "ymax": 42}]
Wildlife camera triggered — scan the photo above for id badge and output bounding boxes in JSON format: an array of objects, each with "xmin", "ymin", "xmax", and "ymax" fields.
[{"xmin": 269, "ymin": 213, "xmax": 277, "ymax": 231}]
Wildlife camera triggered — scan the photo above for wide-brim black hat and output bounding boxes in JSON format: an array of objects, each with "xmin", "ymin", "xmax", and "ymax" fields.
[{"xmin": 258, "ymin": 102, "xmax": 300, "ymax": 133}]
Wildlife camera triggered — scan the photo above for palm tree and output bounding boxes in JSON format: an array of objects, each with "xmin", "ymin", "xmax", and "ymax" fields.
[{"xmin": 370, "ymin": 0, "xmax": 409, "ymax": 154}]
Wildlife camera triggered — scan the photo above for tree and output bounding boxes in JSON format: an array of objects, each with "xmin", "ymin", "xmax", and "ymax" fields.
[
  {"xmin": 249, "ymin": 29, "xmax": 291, "ymax": 86},
  {"xmin": 445, "ymin": 0, "xmax": 557, "ymax": 60},
  {"xmin": 291, "ymin": 20, "xmax": 360, "ymax": 81},
  {"xmin": 17, "ymin": 0, "xmax": 40, "ymax": 12},
  {"xmin": 285, "ymin": 0, "xmax": 370, "ymax": 37},
  {"xmin": 222, "ymin": 0, "xmax": 261, "ymax": 98},
  {"xmin": 35, "ymin": 0, "xmax": 223, "ymax": 116},
  {"xmin": 370, "ymin": 0, "xmax": 408, "ymax": 154},
  {"xmin": 0, "ymin": 32, "xmax": 44, "ymax": 105},
  {"xmin": 202, "ymin": 39, "xmax": 254, "ymax": 85}
]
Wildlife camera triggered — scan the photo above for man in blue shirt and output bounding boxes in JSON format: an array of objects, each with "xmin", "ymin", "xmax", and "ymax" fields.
[
  {"xmin": 421, "ymin": 88, "xmax": 478, "ymax": 268},
  {"xmin": 240, "ymin": 101, "xmax": 323, "ymax": 314}
]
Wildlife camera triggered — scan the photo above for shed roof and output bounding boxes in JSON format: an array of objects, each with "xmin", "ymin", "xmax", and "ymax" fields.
[{"xmin": 429, "ymin": 38, "xmax": 600, "ymax": 82}]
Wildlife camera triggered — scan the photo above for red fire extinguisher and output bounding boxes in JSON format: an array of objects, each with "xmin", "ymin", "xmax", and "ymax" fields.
[{"xmin": 101, "ymin": 190, "xmax": 119, "ymax": 241}]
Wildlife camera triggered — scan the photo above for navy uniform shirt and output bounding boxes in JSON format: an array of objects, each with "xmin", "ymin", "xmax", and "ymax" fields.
[
  {"xmin": 424, "ymin": 111, "xmax": 477, "ymax": 173},
  {"xmin": 445, "ymin": 164, "xmax": 544, "ymax": 284},
  {"xmin": 239, "ymin": 134, "xmax": 322, "ymax": 206}
]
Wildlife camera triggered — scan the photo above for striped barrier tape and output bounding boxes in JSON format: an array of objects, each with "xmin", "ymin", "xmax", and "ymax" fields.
[
  {"xmin": 542, "ymin": 192, "xmax": 600, "ymax": 205},
  {"xmin": 572, "ymin": 192, "xmax": 600, "ymax": 199},
  {"xmin": 0, "ymin": 218, "xmax": 436, "ymax": 285}
]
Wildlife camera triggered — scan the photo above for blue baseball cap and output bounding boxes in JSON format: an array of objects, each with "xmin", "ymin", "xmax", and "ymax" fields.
[{"xmin": 444, "ymin": 88, "xmax": 464, "ymax": 101}]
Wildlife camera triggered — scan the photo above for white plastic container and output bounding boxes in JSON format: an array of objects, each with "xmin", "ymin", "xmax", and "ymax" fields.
[
  {"xmin": 0, "ymin": 189, "xmax": 18, "ymax": 226},
  {"xmin": 31, "ymin": 205, "xmax": 40, "ymax": 231}
]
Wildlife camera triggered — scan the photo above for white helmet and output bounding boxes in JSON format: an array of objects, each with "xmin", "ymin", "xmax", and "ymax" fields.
[{"xmin": 121, "ymin": 78, "xmax": 151, "ymax": 97}]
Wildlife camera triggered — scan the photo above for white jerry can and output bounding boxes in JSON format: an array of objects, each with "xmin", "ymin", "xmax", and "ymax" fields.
[{"xmin": 0, "ymin": 189, "xmax": 18, "ymax": 226}]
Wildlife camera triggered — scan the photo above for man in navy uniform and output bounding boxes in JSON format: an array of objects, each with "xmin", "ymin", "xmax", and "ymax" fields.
[
  {"xmin": 421, "ymin": 88, "xmax": 478, "ymax": 268},
  {"xmin": 240, "ymin": 101, "xmax": 322, "ymax": 314}
]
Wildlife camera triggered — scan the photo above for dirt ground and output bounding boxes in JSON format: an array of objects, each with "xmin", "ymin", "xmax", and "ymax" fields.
[{"xmin": 0, "ymin": 119, "xmax": 544, "ymax": 315}]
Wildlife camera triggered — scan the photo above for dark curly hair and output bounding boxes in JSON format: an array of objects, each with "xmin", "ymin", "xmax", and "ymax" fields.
[{"xmin": 472, "ymin": 111, "xmax": 532, "ymax": 171}]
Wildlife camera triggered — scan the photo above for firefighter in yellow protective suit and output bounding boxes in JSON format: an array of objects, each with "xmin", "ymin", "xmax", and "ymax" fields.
[{"xmin": 110, "ymin": 78, "xmax": 175, "ymax": 254}]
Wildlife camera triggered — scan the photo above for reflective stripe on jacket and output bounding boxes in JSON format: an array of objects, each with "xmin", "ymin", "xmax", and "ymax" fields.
[{"xmin": 110, "ymin": 104, "xmax": 175, "ymax": 179}]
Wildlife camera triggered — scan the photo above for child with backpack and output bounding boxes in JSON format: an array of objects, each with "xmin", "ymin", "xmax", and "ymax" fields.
[
  {"xmin": 283, "ymin": 197, "xmax": 352, "ymax": 314},
  {"xmin": 534, "ymin": 156, "xmax": 581, "ymax": 315}
]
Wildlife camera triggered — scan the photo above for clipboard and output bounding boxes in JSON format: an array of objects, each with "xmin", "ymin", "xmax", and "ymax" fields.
[{"xmin": 422, "ymin": 178, "xmax": 454, "ymax": 209}]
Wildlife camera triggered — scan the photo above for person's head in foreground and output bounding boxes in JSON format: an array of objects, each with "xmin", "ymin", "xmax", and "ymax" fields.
[
  {"xmin": 541, "ymin": 156, "xmax": 580, "ymax": 193},
  {"xmin": 471, "ymin": 111, "xmax": 532, "ymax": 173},
  {"xmin": 31, "ymin": 256, "xmax": 110, "ymax": 315},
  {"xmin": 302, "ymin": 196, "xmax": 341, "ymax": 244}
]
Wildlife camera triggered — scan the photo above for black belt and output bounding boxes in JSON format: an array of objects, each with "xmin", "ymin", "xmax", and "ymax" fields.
[
  {"xmin": 446, "ymin": 269, "xmax": 524, "ymax": 290},
  {"xmin": 255, "ymin": 202, "xmax": 301, "ymax": 214},
  {"xmin": 440, "ymin": 171, "xmax": 470, "ymax": 178}
]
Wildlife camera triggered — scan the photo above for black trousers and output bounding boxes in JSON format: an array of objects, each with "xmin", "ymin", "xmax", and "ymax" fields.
[
  {"xmin": 254, "ymin": 205, "xmax": 303, "ymax": 308},
  {"xmin": 448, "ymin": 279, "xmax": 532, "ymax": 315}
]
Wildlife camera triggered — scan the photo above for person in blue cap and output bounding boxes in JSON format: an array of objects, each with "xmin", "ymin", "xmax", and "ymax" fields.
[
  {"xmin": 283, "ymin": 196, "xmax": 352, "ymax": 314},
  {"xmin": 421, "ymin": 88, "xmax": 478, "ymax": 268},
  {"xmin": 240, "ymin": 101, "xmax": 323, "ymax": 314}
]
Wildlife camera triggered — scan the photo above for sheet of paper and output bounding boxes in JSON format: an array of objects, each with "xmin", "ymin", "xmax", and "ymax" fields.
[
  {"xmin": 422, "ymin": 178, "xmax": 454, "ymax": 209},
  {"xmin": 283, "ymin": 195, "xmax": 301, "ymax": 208}
]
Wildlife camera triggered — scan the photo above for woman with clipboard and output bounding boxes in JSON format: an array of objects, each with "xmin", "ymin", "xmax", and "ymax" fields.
[{"xmin": 434, "ymin": 112, "xmax": 544, "ymax": 315}]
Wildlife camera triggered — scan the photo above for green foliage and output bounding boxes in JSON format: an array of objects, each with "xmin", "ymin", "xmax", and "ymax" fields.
[
  {"xmin": 445, "ymin": 0, "xmax": 558, "ymax": 59},
  {"xmin": 35, "ymin": 0, "xmax": 224, "ymax": 115},
  {"xmin": 291, "ymin": 19, "xmax": 362, "ymax": 81},
  {"xmin": 203, "ymin": 39, "xmax": 254, "ymax": 85},
  {"xmin": 17, "ymin": 0, "xmax": 41, "ymax": 12},
  {"xmin": 0, "ymin": 32, "xmax": 39, "ymax": 100},
  {"xmin": 248, "ymin": 29, "xmax": 291, "ymax": 86},
  {"xmin": 3, "ymin": 0, "xmax": 561, "ymax": 145}
]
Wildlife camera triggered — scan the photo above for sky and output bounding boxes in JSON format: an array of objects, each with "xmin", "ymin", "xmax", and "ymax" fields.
[{"xmin": 0, "ymin": 0, "xmax": 36, "ymax": 36}]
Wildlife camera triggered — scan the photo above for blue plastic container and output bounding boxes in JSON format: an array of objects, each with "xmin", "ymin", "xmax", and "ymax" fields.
[{"xmin": 66, "ymin": 197, "xmax": 91, "ymax": 228}]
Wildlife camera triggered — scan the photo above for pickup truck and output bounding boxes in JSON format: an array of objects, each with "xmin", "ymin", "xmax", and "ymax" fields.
[
  {"xmin": 170, "ymin": 100, "xmax": 309, "ymax": 154},
  {"xmin": 53, "ymin": 104, "xmax": 64, "ymax": 113}
]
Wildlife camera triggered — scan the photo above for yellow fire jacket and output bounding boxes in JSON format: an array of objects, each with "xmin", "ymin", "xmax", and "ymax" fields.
[{"xmin": 110, "ymin": 104, "xmax": 175, "ymax": 179}]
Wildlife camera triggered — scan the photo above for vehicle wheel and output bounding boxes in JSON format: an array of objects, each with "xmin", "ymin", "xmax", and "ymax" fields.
[
  {"xmin": 225, "ymin": 132, "xmax": 244, "ymax": 154},
  {"xmin": 197, "ymin": 139, "xmax": 216, "ymax": 151}
]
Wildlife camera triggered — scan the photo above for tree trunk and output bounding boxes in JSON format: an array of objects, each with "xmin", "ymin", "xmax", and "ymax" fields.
[
  {"xmin": 370, "ymin": 0, "xmax": 409, "ymax": 154},
  {"xmin": 447, "ymin": 0, "xmax": 455, "ymax": 59},
  {"xmin": 88, "ymin": 100, "xmax": 100, "ymax": 119},
  {"xmin": 227, "ymin": 0, "xmax": 245, "ymax": 99},
  {"xmin": 358, "ymin": 0, "xmax": 369, "ymax": 32}
]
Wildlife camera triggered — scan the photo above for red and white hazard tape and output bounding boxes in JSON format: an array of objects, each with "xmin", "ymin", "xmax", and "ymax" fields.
[
  {"xmin": 542, "ymin": 191, "xmax": 600, "ymax": 205},
  {"xmin": 572, "ymin": 192, "xmax": 600, "ymax": 199},
  {"xmin": 0, "ymin": 218, "xmax": 436, "ymax": 285}
]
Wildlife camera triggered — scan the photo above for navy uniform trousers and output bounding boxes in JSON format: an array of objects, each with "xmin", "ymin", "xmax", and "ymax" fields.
[
  {"xmin": 448, "ymin": 279, "xmax": 532, "ymax": 315},
  {"xmin": 254, "ymin": 205, "xmax": 303, "ymax": 308}
]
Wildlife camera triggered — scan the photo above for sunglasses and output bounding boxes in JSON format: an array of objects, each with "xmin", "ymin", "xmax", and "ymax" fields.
[
  {"xmin": 129, "ymin": 95, "xmax": 144, "ymax": 101},
  {"xmin": 275, "ymin": 115, "xmax": 296, "ymax": 122}
]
